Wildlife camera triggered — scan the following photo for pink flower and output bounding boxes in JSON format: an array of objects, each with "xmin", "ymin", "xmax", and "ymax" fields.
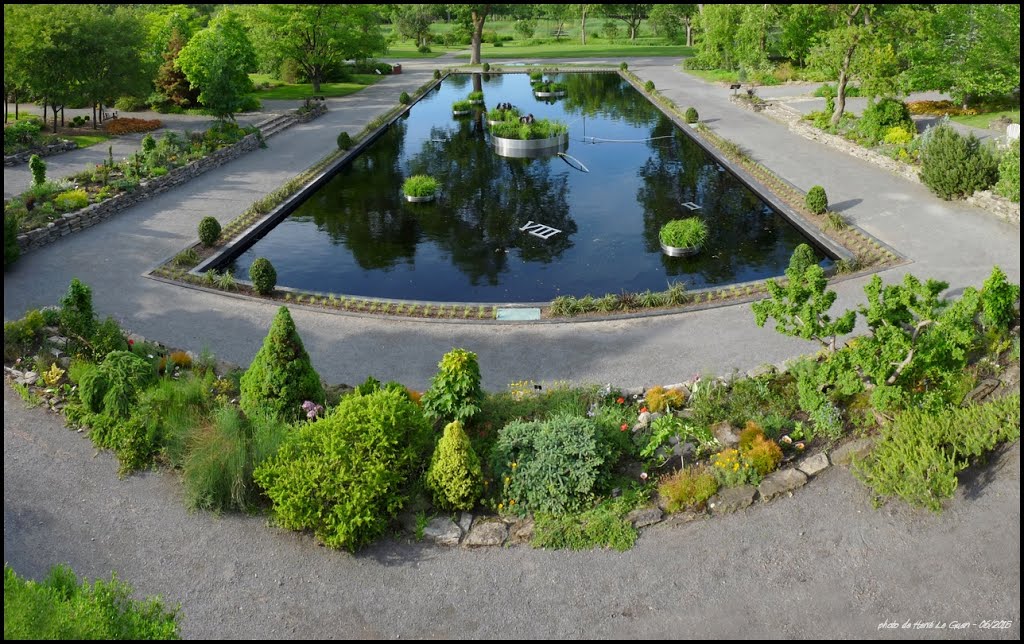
[{"xmin": 620, "ymin": 423, "xmax": 629, "ymax": 432}]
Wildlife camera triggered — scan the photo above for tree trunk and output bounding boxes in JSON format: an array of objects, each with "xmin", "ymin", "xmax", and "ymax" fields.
[
  {"xmin": 685, "ymin": 20, "xmax": 693, "ymax": 47},
  {"xmin": 470, "ymin": 8, "xmax": 487, "ymax": 65},
  {"xmin": 580, "ymin": 7, "xmax": 588, "ymax": 45},
  {"xmin": 312, "ymin": 73, "xmax": 322, "ymax": 94},
  {"xmin": 629, "ymin": 22, "xmax": 638, "ymax": 41},
  {"xmin": 92, "ymin": 103, "xmax": 98, "ymax": 129},
  {"xmin": 831, "ymin": 37, "xmax": 858, "ymax": 127},
  {"xmin": 51, "ymin": 104, "xmax": 59, "ymax": 133}
]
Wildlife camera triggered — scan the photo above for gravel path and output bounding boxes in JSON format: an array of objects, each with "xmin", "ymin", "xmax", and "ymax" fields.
[{"xmin": 4, "ymin": 384, "xmax": 1019, "ymax": 639}]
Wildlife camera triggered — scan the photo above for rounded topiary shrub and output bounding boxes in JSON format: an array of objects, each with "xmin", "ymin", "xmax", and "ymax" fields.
[
  {"xmin": 482, "ymin": 62, "xmax": 490, "ymax": 72},
  {"xmin": 248, "ymin": 257, "xmax": 277, "ymax": 295},
  {"xmin": 421, "ymin": 347, "xmax": 483, "ymax": 423},
  {"xmin": 197, "ymin": 216, "xmax": 221, "ymax": 247},
  {"xmin": 619, "ymin": 61, "xmax": 628, "ymax": 71},
  {"xmin": 336, "ymin": 131, "xmax": 353, "ymax": 150},
  {"xmin": 684, "ymin": 107, "xmax": 699, "ymax": 124},
  {"xmin": 805, "ymin": 185, "xmax": 828, "ymax": 214},
  {"xmin": 253, "ymin": 387, "xmax": 431, "ymax": 551},
  {"xmin": 426, "ymin": 420, "xmax": 483, "ymax": 511},
  {"xmin": 644, "ymin": 80, "xmax": 656, "ymax": 92},
  {"xmin": 433, "ymin": 69, "xmax": 441, "ymax": 80},
  {"xmin": 491, "ymin": 412, "xmax": 605, "ymax": 515},
  {"xmin": 920, "ymin": 124, "xmax": 999, "ymax": 200},
  {"xmin": 399, "ymin": 91, "xmax": 411, "ymax": 105},
  {"xmin": 239, "ymin": 306, "xmax": 325, "ymax": 422}
]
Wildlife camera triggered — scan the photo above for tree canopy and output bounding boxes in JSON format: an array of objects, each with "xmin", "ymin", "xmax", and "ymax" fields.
[{"xmin": 177, "ymin": 10, "xmax": 256, "ymax": 120}]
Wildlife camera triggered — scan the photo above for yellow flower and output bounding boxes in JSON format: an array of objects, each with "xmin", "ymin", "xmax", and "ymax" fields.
[
  {"xmin": 509, "ymin": 499, "xmax": 516, "ymax": 505},
  {"xmin": 504, "ymin": 476, "xmax": 510, "ymax": 484},
  {"xmin": 498, "ymin": 503, "xmax": 504, "ymax": 511},
  {"xmin": 511, "ymin": 462, "xmax": 518, "ymax": 469}
]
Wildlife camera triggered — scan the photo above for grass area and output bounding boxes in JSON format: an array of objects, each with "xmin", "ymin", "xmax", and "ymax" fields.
[
  {"xmin": 249, "ymin": 73, "xmax": 382, "ymax": 100},
  {"xmin": 457, "ymin": 42, "xmax": 694, "ymax": 60},
  {"xmin": 680, "ymin": 68, "xmax": 745, "ymax": 84},
  {"xmin": 66, "ymin": 132, "xmax": 112, "ymax": 148},
  {"xmin": 382, "ymin": 42, "xmax": 459, "ymax": 59},
  {"xmin": 951, "ymin": 109, "xmax": 1020, "ymax": 129}
]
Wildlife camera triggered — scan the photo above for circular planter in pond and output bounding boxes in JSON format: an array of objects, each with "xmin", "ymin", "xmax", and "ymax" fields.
[
  {"xmin": 659, "ymin": 241, "xmax": 701, "ymax": 258},
  {"xmin": 469, "ymin": 99, "xmax": 485, "ymax": 105},
  {"xmin": 491, "ymin": 132, "xmax": 569, "ymax": 159},
  {"xmin": 452, "ymin": 109, "xmax": 471, "ymax": 116},
  {"xmin": 533, "ymin": 90, "xmax": 566, "ymax": 99},
  {"xmin": 405, "ymin": 193, "xmax": 436, "ymax": 203}
]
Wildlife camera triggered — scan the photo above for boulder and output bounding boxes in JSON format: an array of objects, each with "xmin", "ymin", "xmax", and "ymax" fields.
[
  {"xmin": 830, "ymin": 437, "xmax": 877, "ymax": 466},
  {"xmin": 422, "ymin": 517, "xmax": 462, "ymax": 547},
  {"xmin": 796, "ymin": 453, "xmax": 830, "ymax": 477},
  {"xmin": 626, "ymin": 507, "xmax": 663, "ymax": 528},
  {"xmin": 757, "ymin": 468, "xmax": 808, "ymax": 502},
  {"xmin": 708, "ymin": 485, "xmax": 756, "ymax": 514},
  {"xmin": 507, "ymin": 519, "xmax": 535, "ymax": 546},
  {"xmin": 463, "ymin": 520, "xmax": 508, "ymax": 547},
  {"xmin": 711, "ymin": 421, "xmax": 739, "ymax": 448}
]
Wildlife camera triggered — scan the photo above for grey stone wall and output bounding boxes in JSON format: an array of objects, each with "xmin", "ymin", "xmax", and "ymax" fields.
[{"xmin": 4, "ymin": 140, "xmax": 79, "ymax": 166}]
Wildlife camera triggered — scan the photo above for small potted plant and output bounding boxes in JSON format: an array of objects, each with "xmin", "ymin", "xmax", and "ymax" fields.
[
  {"xmin": 467, "ymin": 90, "xmax": 485, "ymax": 105},
  {"xmin": 533, "ymin": 81, "xmax": 567, "ymax": 98},
  {"xmin": 452, "ymin": 99, "xmax": 472, "ymax": 116},
  {"xmin": 659, "ymin": 217, "xmax": 708, "ymax": 257},
  {"xmin": 403, "ymin": 175, "xmax": 439, "ymax": 202}
]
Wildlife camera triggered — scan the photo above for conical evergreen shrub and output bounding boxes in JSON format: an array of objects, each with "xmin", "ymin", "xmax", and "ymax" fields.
[
  {"xmin": 240, "ymin": 307, "xmax": 324, "ymax": 421},
  {"xmin": 426, "ymin": 421, "xmax": 483, "ymax": 510}
]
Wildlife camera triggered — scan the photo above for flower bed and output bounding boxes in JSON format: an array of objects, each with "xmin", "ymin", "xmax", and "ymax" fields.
[
  {"xmin": 6, "ymin": 122, "xmax": 260, "ymax": 253},
  {"xmin": 6, "ymin": 268, "xmax": 1018, "ymax": 552}
]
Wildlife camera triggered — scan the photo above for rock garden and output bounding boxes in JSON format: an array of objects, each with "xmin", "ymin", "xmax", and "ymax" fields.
[{"xmin": 5, "ymin": 246, "xmax": 1019, "ymax": 552}]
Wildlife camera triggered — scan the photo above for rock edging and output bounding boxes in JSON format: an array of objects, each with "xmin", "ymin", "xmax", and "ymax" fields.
[
  {"xmin": 5, "ymin": 140, "xmax": 78, "ymax": 166},
  {"xmin": 293, "ymin": 103, "xmax": 327, "ymax": 124},
  {"xmin": 16, "ymin": 133, "xmax": 260, "ymax": 254}
]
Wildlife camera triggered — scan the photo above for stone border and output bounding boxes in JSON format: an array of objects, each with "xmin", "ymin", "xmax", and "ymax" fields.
[
  {"xmin": 15, "ymin": 133, "xmax": 260, "ymax": 254},
  {"xmin": 5, "ymin": 140, "xmax": 78, "ymax": 166},
  {"xmin": 293, "ymin": 102, "xmax": 327, "ymax": 124}
]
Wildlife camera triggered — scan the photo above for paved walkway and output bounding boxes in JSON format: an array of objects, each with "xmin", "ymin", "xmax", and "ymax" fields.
[
  {"xmin": 4, "ymin": 385, "xmax": 1019, "ymax": 639},
  {"xmin": 3, "ymin": 58, "xmax": 1020, "ymax": 395},
  {"xmin": 3, "ymin": 57, "xmax": 1020, "ymax": 639}
]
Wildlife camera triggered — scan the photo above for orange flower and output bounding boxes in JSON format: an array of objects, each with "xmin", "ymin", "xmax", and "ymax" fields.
[
  {"xmin": 616, "ymin": 397, "xmax": 625, "ymax": 404},
  {"xmin": 620, "ymin": 423, "xmax": 629, "ymax": 432}
]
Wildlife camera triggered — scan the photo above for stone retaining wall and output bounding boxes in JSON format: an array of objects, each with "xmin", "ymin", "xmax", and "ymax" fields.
[
  {"xmin": 16, "ymin": 133, "xmax": 260, "ymax": 253},
  {"xmin": 4, "ymin": 140, "xmax": 78, "ymax": 166},
  {"xmin": 293, "ymin": 103, "xmax": 327, "ymax": 123}
]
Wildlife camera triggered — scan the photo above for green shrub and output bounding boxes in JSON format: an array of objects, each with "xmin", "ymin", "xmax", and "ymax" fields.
[
  {"xmin": 532, "ymin": 502, "xmax": 638, "ymax": 551},
  {"xmin": 248, "ymin": 257, "xmax": 277, "ymax": 295},
  {"xmin": 920, "ymin": 124, "xmax": 999, "ymax": 200},
  {"xmin": 711, "ymin": 448, "xmax": 762, "ymax": 487},
  {"xmin": 467, "ymin": 90, "xmax": 484, "ymax": 102},
  {"xmin": 141, "ymin": 133, "xmax": 156, "ymax": 154},
  {"xmin": 4, "ymin": 309, "xmax": 46, "ymax": 360},
  {"xmin": 482, "ymin": 62, "xmax": 490, "ymax": 72},
  {"xmin": 402, "ymin": 174, "xmax": 439, "ymax": 198},
  {"xmin": 29, "ymin": 154, "xmax": 46, "ymax": 186},
  {"xmin": 805, "ymin": 185, "xmax": 828, "ymax": 214},
  {"xmin": 684, "ymin": 107, "xmax": 699, "ymax": 123},
  {"xmin": 114, "ymin": 95, "xmax": 149, "ymax": 111},
  {"xmin": 882, "ymin": 126, "xmax": 914, "ymax": 146},
  {"xmin": 197, "ymin": 216, "xmax": 221, "ymax": 246},
  {"xmin": 92, "ymin": 350, "xmax": 155, "ymax": 419},
  {"xmin": 78, "ymin": 365, "xmax": 110, "ymax": 413},
  {"xmin": 452, "ymin": 99, "xmax": 473, "ymax": 112},
  {"xmin": 644, "ymin": 80, "xmax": 655, "ymax": 92},
  {"xmin": 855, "ymin": 395, "xmax": 1020, "ymax": 512},
  {"xmin": 172, "ymin": 248, "xmax": 199, "ymax": 267},
  {"xmin": 425, "ymin": 420, "xmax": 483, "ymax": 510},
  {"xmin": 995, "ymin": 140, "xmax": 1019, "ymax": 202},
  {"xmin": 492, "ymin": 413, "xmax": 606, "ymax": 515},
  {"xmin": 619, "ymin": 62, "xmax": 628, "ymax": 71},
  {"xmin": 239, "ymin": 306, "xmax": 324, "ymax": 422},
  {"xmin": 488, "ymin": 118, "xmax": 567, "ymax": 140},
  {"xmin": 90, "ymin": 316, "xmax": 127, "ymax": 360},
  {"xmin": 742, "ymin": 430, "xmax": 783, "ymax": 476},
  {"xmin": 53, "ymin": 189, "xmax": 89, "ymax": 212},
  {"xmin": 59, "ymin": 278, "xmax": 97, "ymax": 342},
  {"xmin": 659, "ymin": 217, "xmax": 708, "ymax": 249},
  {"xmin": 433, "ymin": 69, "xmax": 441, "ymax": 80},
  {"xmin": 858, "ymin": 98, "xmax": 914, "ymax": 144},
  {"xmin": 658, "ymin": 466, "xmax": 719, "ymax": 513},
  {"xmin": 3, "ymin": 564, "xmax": 180, "ymax": 640},
  {"xmin": 336, "ymin": 131, "xmax": 353, "ymax": 150},
  {"xmin": 4, "ymin": 211, "xmax": 20, "ymax": 270},
  {"xmin": 254, "ymin": 388, "xmax": 431, "ymax": 550},
  {"xmin": 979, "ymin": 265, "xmax": 1020, "ymax": 330},
  {"xmin": 421, "ymin": 347, "xmax": 484, "ymax": 423},
  {"xmin": 399, "ymin": 91, "xmax": 411, "ymax": 105}
]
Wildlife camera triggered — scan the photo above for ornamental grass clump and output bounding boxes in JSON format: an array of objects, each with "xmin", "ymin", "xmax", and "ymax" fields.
[
  {"xmin": 488, "ymin": 119, "xmax": 567, "ymax": 140},
  {"xmin": 239, "ymin": 306, "xmax": 324, "ymax": 422},
  {"xmin": 425, "ymin": 420, "xmax": 483, "ymax": 510},
  {"xmin": 402, "ymin": 175, "xmax": 439, "ymax": 198},
  {"xmin": 452, "ymin": 99, "xmax": 473, "ymax": 113},
  {"xmin": 659, "ymin": 217, "xmax": 708, "ymax": 250}
]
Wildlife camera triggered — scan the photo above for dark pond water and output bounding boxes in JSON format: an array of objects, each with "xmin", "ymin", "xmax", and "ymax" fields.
[{"xmin": 226, "ymin": 73, "xmax": 829, "ymax": 302}]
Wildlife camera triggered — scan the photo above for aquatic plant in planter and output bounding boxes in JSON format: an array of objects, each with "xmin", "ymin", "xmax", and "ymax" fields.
[
  {"xmin": 452, "ymin": 99, "xmax": 473, "ymax": 115},
  {"xmin": 487, "ymin": 104, "xmax": 521, "ymax": 124},
  {"xmin": 467, "ymin": 90, "xmax": 485, "ymax": 104},
  {"xmin": 659, "ymin": 217, "xmax": 708, "ymax": 257},
  {"xmin": 403, "ymin": 175, "xmax": 439, "ymax": 202},
  {"xmin": 533, "ymin": 81, "xmax": 567, "ymax": 97},
  {"xmin": 488, "ymin": 119, "xmax": 568, "ymax": 141}
]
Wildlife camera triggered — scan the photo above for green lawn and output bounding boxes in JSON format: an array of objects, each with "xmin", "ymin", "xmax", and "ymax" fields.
[
  {"xmin": 249, "ymin": 73, "xmax": 383, "ymax": 100},
  {"xmin": 951, "ymin": 109, "xmax": 1020, "ymax": 129},
  {"xmin": 66, "ymin": 133, "xmax": 112, "ymax": 148},
  {"xmin": 456, "ymin": 42, "xmax": 695, "ymax": 60},
  {"xmin": 382, "ymin": 42, "xmax": 460, "ymax": 59}
]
